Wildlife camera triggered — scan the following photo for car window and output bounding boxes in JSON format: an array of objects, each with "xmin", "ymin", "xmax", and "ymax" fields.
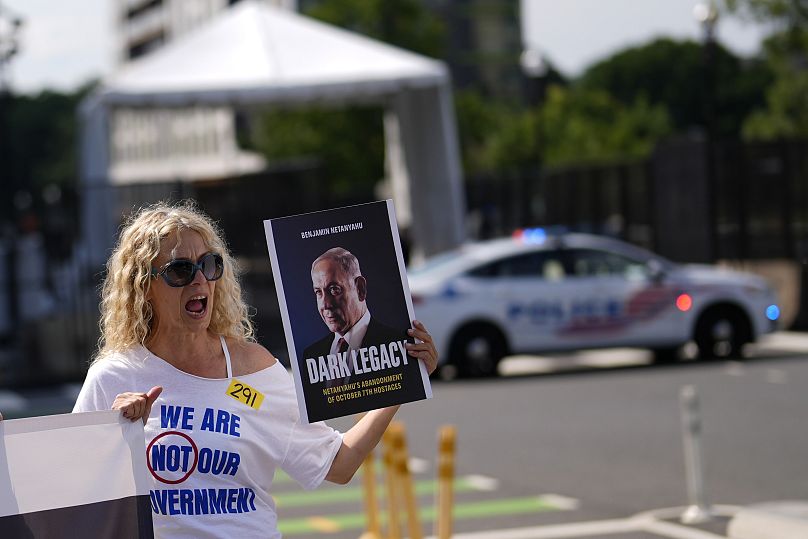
[
  {"xmin": 468, "ymin": 251, "xmax": 566, "ymax": 281},
  {"xmin": 568, "ymin": 249, "xmax": 648, "ymax": 280}
]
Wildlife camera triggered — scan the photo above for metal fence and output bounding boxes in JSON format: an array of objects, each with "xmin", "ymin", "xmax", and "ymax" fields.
[
  {"xmin": 0, "ymin": 164, "xmax": 375, "ymax": 387},
  {"xmin": 466, "ymin": 138, "xmax": 808, "ymax": 265}
]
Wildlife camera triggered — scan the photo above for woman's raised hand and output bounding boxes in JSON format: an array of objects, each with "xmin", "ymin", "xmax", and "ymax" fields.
[{"xmin": 112, "ymin": 386, "xmax": 163, "ymax": 423}]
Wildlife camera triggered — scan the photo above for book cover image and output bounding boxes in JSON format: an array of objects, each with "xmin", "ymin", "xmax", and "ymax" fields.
[{"xmin": 264, "ymin": 200, "xmax": 433, "ymax": 423}]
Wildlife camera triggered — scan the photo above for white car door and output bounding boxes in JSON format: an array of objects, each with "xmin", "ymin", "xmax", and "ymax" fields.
[
  {"xmin": 466, "ymin": 249, "xmax": 577, "ymax": 353},
  {"xmin": 560, "ymin": 248, "xmax": 683, "ymax": 348}
]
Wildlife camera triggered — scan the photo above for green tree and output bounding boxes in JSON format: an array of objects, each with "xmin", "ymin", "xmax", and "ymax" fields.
[
  {"xmin": 250, "ymin": 105, "xmax": 386, "ymax": 194},
  {"xmin": 303, "ymin": 0, "xmax": 445, "ymax": 57},
  {"xmin": 454, "ymin": 90, "xmax": 521, "ymax": 174},
  {"xmin": 722, "ymin": 0, "xmax": 808, "ymax": 26},
  {"xmin": 578, "ymin": 37, "xmax": 772, "ymax": 138},
  {"xmin": 722, "ymin": 0, "xmax": 808, "ymax": 139},
  {"xmin": 742, "ymin": 28, "xmax": 808, "ymax": 138},
  {"xmin": 511, "ymin": 85, "xmax": 671, "ymax": 169},
  {"xmin": 6, "ymin": 85, "xmax": 92, "ymax": 190}
]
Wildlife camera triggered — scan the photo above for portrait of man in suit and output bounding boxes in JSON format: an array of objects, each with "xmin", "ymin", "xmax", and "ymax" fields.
[{"xmin": 303, "ymin": 247, "xmax": 406, "ymax": 388}]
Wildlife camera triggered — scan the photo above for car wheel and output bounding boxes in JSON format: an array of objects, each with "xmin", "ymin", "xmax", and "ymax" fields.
[
  {"xmin": 449, "ymin": 323, "xmax": 508, "ymax": 378},
  {"xmin": 694, "ymin": 307, "xmax": 750, "ymax": 360}
]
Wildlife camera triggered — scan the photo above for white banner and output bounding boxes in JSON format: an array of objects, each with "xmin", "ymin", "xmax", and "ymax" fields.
[{"xmin": 0, "ymin": 410, "xmax": 153, "ymax": 538}]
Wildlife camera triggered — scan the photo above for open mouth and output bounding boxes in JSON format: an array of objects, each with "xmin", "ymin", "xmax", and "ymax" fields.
[{"xmin": 185, "ymin": 295, "xmax": 208, "ymax": 318}]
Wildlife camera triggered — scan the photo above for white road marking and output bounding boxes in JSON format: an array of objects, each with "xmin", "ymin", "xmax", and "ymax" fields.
[
  {"xmin": 464, "ymin": 474, "xmax": 500, "ymax": 491},
  {"xmin": 755, "ymin": 331, "xmax": 808, "ymax": 353},
  {"xmin": 723, "ymin": 361, "xmax": 745, "ymax": 376},
  {"xmin": 426, "ymin": 519, "xmax": 638, "ymax": 539},
  {"xmin": 640, "ymin": 519, "xmax": 727, "ymax": 539},
  {"xmin": 408, "ymin": 457, "xmax": 430, "ymax": 474},
  {"xmin": 422, "ymin": 505, "xmax": 739, "ymax": 539},
  {"xmin": 765, "ymin": 369, "xmax": 787, "ymax": 384},
  {"xmin": 538, "ymin": 494, "xmax": 580, "ymax": 510},
  {"xmin": 500, "ymin": 350, "xmax": 650, "ymax": 376}
]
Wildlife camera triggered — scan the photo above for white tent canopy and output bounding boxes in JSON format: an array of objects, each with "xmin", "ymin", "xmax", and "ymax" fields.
[
  {"xmin": 104, "ymin": 0, "xmax": 447, "ymax": 105},
  {"xmin": 80, "ymin": 0, "xmax": 465, "ymax": 263}
]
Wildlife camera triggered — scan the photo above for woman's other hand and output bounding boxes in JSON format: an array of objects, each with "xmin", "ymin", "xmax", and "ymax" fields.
[
  {"xmin": 406, "ymin": 320, "xmax": 438, "ymax": 375},
  {"xmin": 112, "ymin": 386, "xmax": 163, "ymax": 423}
]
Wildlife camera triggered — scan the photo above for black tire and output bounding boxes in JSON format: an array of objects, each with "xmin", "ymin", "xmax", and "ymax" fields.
[
  {"xmin": 448, "ymin": 323, "xmax": 508, "ymax": 378},
  {"xmin": 652, "ymin": 346, "xmax": 680, "ymax": 364},
  {"xmin": 694, "ymin": 307, "xmax": 751, "ymax": 360}
]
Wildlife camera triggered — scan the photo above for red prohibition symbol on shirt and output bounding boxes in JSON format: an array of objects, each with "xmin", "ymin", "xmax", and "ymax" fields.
[{"xmin": 147, "ymin": 431, "xmax": 200, "ymax": 484}]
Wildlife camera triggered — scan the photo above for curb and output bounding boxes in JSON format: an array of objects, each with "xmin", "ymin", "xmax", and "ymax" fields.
[{"xmin": 728, "ymin": 501, "xmax": 808, "ymax": 539}]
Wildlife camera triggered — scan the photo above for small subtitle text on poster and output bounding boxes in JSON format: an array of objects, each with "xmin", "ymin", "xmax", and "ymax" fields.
[{"xmin": 321, "ymin": 374, "xmax": 404, "ymax": 404}]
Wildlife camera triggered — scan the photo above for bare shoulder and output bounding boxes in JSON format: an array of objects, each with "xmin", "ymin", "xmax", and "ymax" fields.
[{"xmin": 227, "ymin": 339, "xmax": 277, "ymax": 376}]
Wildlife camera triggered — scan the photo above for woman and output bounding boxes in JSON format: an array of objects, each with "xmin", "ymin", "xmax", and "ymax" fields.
[{"xmin": 73, "ymin": 201, "xmax": 437, "ymax": 538}]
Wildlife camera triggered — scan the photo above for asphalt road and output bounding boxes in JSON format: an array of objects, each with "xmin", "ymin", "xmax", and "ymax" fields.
[
  {"xmin": 3, "ymin": 333, "xmax": 807, "ymax": 538},
  {"xmin": 326, "ymin": 333, "xmax": 808, "ymax": 537}
]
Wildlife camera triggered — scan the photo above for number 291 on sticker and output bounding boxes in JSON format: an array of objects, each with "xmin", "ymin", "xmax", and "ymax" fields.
[{"xmin": 226, "ymin": 379, "xmax": 265, "ymax": 410}]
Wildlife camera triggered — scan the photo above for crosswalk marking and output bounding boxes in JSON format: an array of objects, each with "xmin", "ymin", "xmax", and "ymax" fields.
[
  {"xmin": 409, "ymin": 457, "xmax": 430, "ymax": 473},
  {"xmin": 464, "ymin": 474, "xmax": 499, "ymax": 491},
  {"xmin": 537, "ymin": 494, "xmax": 580, "ymax": 511},
  {"xmin": 275, "ymin": 477, "xmax": 487, "ymax": 508},
  {"xmin": 307, "ymin": 516, "xmax": 341, "ymax": 533}
]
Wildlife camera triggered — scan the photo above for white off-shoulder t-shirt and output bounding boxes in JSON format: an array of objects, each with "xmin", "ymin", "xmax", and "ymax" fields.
[{"xmin": 73, "ymin": 339, "xmax": 343, "ymax": 539}]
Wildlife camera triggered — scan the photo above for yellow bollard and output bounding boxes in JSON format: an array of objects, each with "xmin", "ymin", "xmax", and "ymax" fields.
[
  {"xmin": 390, "ymin": 423, "xmax": 423, "ymax": 539},
  {"xmin": 383, "ymin": 425, "xmax": 402, "ymax": 539},
  {"xmin": 361, "ymin": 449, "xmax": 381, "ymax": 539},
  {"xmin": 436, "ymin": 425, "xmax": 456, "ymax": 539}
]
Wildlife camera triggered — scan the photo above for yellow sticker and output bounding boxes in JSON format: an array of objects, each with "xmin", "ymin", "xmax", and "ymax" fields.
[{"xmin": 226, "ymin": 378, "xmax": 265, "ymax": 410}]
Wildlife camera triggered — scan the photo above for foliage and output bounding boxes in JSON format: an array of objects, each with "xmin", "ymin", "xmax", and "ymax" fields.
[
  {"xmin": 722, "ymin": 0, "xmax": 808, "ymax": 27},
  {"xmin": 537, "ymin": 86, "xmax": 672, "ymax": 167},
  {"xmin": 454, "ymin": 84, "xmax": 672, "ymax": 173},
  {"xmin": 578, "ymin": 38, "xmax": 772, "ymax": 137},
  {"xmin": 303, "ymin": 0, "xmax": 445, "ymax": 58},
  {"xmin": 742, "ymin": 27, "xmax": 808, "ymax": 138},
  {"xmin": 719, "ymin": 1, "xmax": 808, "ymax": 139},
  {"xmin": 250, "ymin": 105, "xmax": 386, "ymax": 194},
  {"xmin": 4, "ymin": 85, "xmax": 91, "ymax": 190},
  {"xmin": 454, "ymin": 90, "xmax": 519, "ymax": 174}
]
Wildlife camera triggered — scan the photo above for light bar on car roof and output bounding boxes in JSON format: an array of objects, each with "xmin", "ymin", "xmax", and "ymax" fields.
[{"xmin": 512, "ymin": 227, "xmax": 547, "ymax": 244}]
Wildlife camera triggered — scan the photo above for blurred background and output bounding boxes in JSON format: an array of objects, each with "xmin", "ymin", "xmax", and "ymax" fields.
[
  {"xmin": 0, "ymin": 0, "xmax": 806, "ymax": 386},
  {"xmin": 5, "ymin": 2, "xmax": 808, "ymax": 537}
]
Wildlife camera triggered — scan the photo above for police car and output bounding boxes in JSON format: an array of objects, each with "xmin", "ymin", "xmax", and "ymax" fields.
[{"xmin": 408, "ymin": 229, "xmax": 780, "ymax": 377}]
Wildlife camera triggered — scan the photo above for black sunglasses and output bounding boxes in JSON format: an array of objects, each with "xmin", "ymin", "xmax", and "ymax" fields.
[{"xmin": 151, "ymin": 252, "xmax": 224, "ymax": 288}]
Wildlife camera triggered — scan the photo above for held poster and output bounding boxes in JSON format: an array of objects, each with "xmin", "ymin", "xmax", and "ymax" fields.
[{"xmin": 264, "ymin": 200, "xmax": 432, "ymax": 423}]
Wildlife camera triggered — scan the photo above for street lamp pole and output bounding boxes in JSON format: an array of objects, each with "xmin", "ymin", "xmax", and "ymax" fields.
[
  {"xmin": 520, "ymin": 47, "xmax": 547, "ymax": 228},
  {"xmin": 694, "ymin": 1, "xmax": 720, "ymax": 263}
]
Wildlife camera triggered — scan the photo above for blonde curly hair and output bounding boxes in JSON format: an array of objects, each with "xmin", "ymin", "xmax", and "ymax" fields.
[{"xmin": 96, "ymin": 200, "xmax": 254, "ymax": 360}]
